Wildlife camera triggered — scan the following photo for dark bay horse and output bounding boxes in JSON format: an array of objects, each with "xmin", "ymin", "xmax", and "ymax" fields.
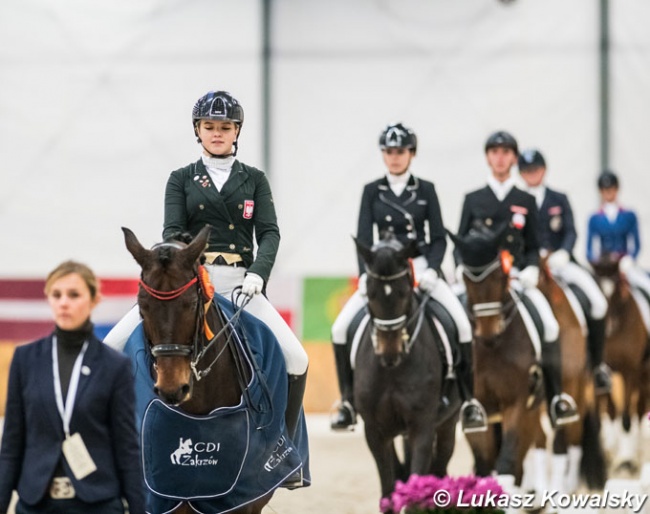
[
  {"xmin": 537, "ymin": 261, "xmax": 605, "ymax": 491},
  {"xmin": 354, "ymin": 235, "xmax": 460, "ymax": 511},
  {"xmin": 449, "ymin": 229, "xmax": 544, "ymax": 487},
  {"xmin": 592, "ymin": 254, "xmax": 649, "ymax": 472},
  {"xmin": 123, "ymin": 226, "xmax": 273, "ymax": 514}
]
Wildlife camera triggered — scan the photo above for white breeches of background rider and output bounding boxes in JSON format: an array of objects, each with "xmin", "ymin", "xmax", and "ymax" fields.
[
  {"xmin": 331, "ymin": 255, "xmax": 473, "ymax": 345},
  {"xmin": 103, "ymin": 265, "xmax": 309, "ymax": 376},
  {"xmin": 553, "ymin": 261, "xmax": 608, "ymax": 319},
  {"xmin": 510, "ymin": 279, "xmax": 559, "ymax": 343}
]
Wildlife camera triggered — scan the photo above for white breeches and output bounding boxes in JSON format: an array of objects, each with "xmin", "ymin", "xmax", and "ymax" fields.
[
  {"xmin": 104, "ymin": 265, "xmax": 308, "ymax": 376},
  {"xmin": 553, "ymin": 262, "xmax": 608, "ymax": 319},
  {"xmin": 331, "ymin": 256, "xmax": 473, "ymax": 344},
  {"xmin": 511, "ymin": 281, "xmax": 560, "ymax": 343}
]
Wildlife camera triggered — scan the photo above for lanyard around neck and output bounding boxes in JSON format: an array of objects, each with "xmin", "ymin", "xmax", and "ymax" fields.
[{"xmin": 52, "ymin": 336, "xmax": 89, "ymax": 436}]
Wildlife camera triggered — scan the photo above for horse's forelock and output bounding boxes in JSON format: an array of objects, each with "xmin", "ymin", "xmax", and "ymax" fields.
[{"xmin": 371, "ymin": 245, "xmax": 406, "ymax": 275}]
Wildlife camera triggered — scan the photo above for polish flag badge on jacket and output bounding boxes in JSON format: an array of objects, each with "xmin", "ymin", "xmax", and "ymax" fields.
[
  {"xmin": 510, "ymin": 205, "xmax": 528, "ymax": 229},
  {"xmin": 243, "ymin": 200, "xmax": 255, "ymax": 219}
]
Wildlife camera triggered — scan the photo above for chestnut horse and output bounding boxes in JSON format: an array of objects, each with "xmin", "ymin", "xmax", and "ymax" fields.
[
  {"xmin": 537, "ymin": 262, "xmax": 605, "ymax": 491},
  {"xmin": 449, "ymin": 228, "xmax": 545, "ymax": 487},
  {"xmin": 354, "ymin": 234, "xmax": 460, "ymax": 511},
  {"xmin": 123, "ymin": 226, "xmax": 273, "ymax": 514},
  {"xmin": 592, "ymin": 254, "xmax": 649, "ymax": 472}
]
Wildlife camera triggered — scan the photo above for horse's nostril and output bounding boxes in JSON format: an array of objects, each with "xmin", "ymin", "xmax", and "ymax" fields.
[
  {"xmin": 153, "ymin": 386, "xmax": 160, "ymax": 396},
  {"xmin": 181, "ymin": 384, "xmax": 191, "ymax": 397}
]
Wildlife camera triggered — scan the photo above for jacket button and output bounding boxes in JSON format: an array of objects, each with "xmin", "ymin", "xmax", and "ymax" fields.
[
  {"xmin": 386, "ymin": 215, "xmax": 392, "ymax": 222},
  {"xmin": 229, "ymin": 244, "xmax": 236, "ymax": 250},
  {"xmin": 238, "ymin": 204, "xmax": 243, "ymax": 209},
  {"xmin": 229, "ymin": 224, "xmax": 235, "ymax": 230},
  {"xmin": 199, "ymin": 204, "xmax": 205, "ymax": 210},
  {"xmin": 485, "ymin": 218, "xmax": 493, "ymax": 226},
  {"xmin": 507, "ymin": 235, "xmax": 514, "ymax": 242}
]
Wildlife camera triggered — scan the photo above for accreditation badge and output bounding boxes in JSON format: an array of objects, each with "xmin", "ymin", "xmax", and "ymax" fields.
[{"xmin": 243, "ymin": 200, "xmax": 255, "ymax": 219}]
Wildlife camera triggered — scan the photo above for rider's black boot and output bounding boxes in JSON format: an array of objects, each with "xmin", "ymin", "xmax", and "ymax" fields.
[
  {"xmin": 281, "ymin": 370, "xmax": 308, "ymax": 489},
  {"xmin": 458, "ymin": 342, "xmax": 488, "ymax": 433},
  {"xmin": 330, "ymin": 342, "xmax": 357, "ymax": 431},
  {"xmin": 586, "ymin": 317, "xmax": 612, "ymax": 395},
  {"xmin": 541, "ymin": 340, "xmax": 579, "ymax": 428}
]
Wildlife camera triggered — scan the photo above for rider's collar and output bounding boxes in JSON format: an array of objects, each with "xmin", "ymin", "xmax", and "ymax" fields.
[{"xmin": 488, "ymin": 174, "xmax": 515, "ymax": 201}]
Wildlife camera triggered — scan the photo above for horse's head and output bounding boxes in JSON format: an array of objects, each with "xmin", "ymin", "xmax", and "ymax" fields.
[
  {"xmin": 355, "ymin": 233, "xmax": 416, "ymax": 367},
  {"xmin": 449, "ymin": 223, "xmax": 513, "ymax": 341},
  {"xmin": 123, "ymin": 225, "xmax": 211, "ymax": 405}
]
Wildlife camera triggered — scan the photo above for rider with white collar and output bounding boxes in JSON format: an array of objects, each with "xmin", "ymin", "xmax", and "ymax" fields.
[
  {"xmin": 331, "ymin": 122, "xmax": 487, "ymax": 434},
  {"xmin": 587, "ymin": 170, "xmax": 650, "ymax": 332},
  {"xmin": 518, "ymin": 149, "xmax": 612, "ymax": 395},
  {"xmin": 105, "ymin": 91, "xmax": 308, "ymax": 487},
  {"xmin": 455, "ymin": 131, "xmax": 578, "ymax": 428}
]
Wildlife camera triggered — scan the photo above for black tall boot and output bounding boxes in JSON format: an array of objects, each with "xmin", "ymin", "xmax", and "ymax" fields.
[
  {"xmin": 281, "ymin": 370, "xmax": 308, "ymax": 489},
  {"xmin": 586, "ymin": 317, "xmax": 612, "ymax": 395},
  {"xmin": 541, "ymin": 340, "xmax": 579, "ymax": 428},
  {"xmin": 458, "ymin": 343, "xmax": 488, "ymax": 433},
  {"xmin": 330, "ymin": 343, "xmax": 356, "ymax": 430}
]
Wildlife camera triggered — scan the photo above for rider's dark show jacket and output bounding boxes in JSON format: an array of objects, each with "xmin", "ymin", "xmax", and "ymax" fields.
[
  {"xmin": 455, "ymin": 185, "xmax": 540, "ymax": 269},
  {"xmin": 0, "ymin": 333, "xmax": 145, "ymax": 513},
  {"xmin": 164, "ymin": 159, "xmax": 280, "ymax": 283},
  {"xmin": 534, "ymin": 187, "xmax": 577, "ymax": 255},
  {"xmin": 357, "ymin": 175, "xmax": 447, "ymax": 275}
]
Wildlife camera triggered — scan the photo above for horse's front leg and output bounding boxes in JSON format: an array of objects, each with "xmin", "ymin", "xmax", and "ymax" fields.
[
  {"xmin": 496, "ymin": 403, "xmax": 528, "ymax": 484},
  {"xmin": 364, "ymin": 423, "xmax": 398, "ymax": 501},
  {"xmin": 405, "ymin": 419, "xmax": 436, "ymax": 476}
]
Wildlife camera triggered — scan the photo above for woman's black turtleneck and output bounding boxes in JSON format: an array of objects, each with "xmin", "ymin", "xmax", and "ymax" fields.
[{"xmin": 55, "ymin": 320, "xmax": 93, "ymax": 399}]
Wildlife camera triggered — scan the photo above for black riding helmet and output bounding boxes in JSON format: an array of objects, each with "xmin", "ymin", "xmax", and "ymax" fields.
[
  {"xmin": 598, "ymin": 170, "xmax": 619, "ymax": 189},
  {"xmin": 485, "ymin": 130, "xmax": 518, "ymax": 155},
  {"xmin": 379, "ymin": 123, "xmax": 418, "ymax": 155},
  {"xmin": 192, "ymin": 90, "xmax": 244, "ymax": 156},
  {"xmin": 518, "ymin": 149, "xmax": 546, "ymax": 172}
]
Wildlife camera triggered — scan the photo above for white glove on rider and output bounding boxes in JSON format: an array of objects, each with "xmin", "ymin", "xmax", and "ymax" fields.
[
  {"xmin": 619, "ymin": 254, "xmax": 635, "ymax": 274},
  {"xmin": 357, "ymin": 273, "xmax": 368, "ymax": 297},
  {"xmin": 518, "ymin": 266, "xmax": 540, "ymax": 289},
  {"xmin": 455, "ymin": 264, "xmax": 466, "ymax": 284},
  {"xmin": 547, "ymin": 249, "xmax": 570, "ymax": 271},
  {"xmin": 241, "ymin": 273, "xmax": 264, "ymax": 297},
  {"xmin": 418, "ymin": 268, "xmax": 439, "ymax": 292}
]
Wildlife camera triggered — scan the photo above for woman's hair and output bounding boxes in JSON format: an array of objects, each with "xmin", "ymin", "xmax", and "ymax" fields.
[{"xmin": 44, "ymin": 260, "xmax": 100, "ymax": 300}]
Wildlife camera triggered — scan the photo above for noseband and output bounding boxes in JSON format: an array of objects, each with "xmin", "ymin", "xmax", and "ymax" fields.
[{"xmin": 365, "ymin": 264, "xmax": 427, "ymax": 354}]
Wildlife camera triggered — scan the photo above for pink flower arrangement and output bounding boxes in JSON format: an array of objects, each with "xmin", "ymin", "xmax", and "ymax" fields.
[{"xmin": 380, "ymin": 474, "xmax": 507, "ymax": 514}]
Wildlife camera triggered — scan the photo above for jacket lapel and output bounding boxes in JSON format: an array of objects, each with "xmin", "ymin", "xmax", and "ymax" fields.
[
  {"xmin": 219, "ymin": 160, "xmax": 250, "ymax": 200},
  {"xmin": 191, "ymin": 160, "xmax": 233, "ymax": 222},
  {"xmin": 72, "ymin": 335, "xmax": 102, "ymax": 410},
  {"xmin": 42, "ymin": 336, "xmax": 65, "ymax": 436}
]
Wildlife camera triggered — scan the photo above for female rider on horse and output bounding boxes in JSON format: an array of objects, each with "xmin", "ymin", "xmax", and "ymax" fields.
[
  {"xmin": 518, "ymin": 148, "xmax": 612, "ymax": 395},
  {"xmin": 587, "ymin": 170, "xmax": 650, "ymax": 334},
  {"xmin": 454, "ymin": 131, "xmax": 578, "ymax": 428},
  {"xmin": 104, "ymin": 91, "xmax": 308, "ymax": 486},
  {"xmin": 330, "ymin": 122, "xmax": 488, "ymax": 434}
]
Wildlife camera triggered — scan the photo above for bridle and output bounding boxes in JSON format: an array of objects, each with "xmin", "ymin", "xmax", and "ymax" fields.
[
  {"xmin": 138, "ymin": 254, "xmax": 248, "ymax": 382},
  {"xmin": 462, "ymin": 257, "xmax": 518, "ymax": 331},
  {"xmin": 365, "ymin": 263, "xmax": 427, "ymax": 354}
]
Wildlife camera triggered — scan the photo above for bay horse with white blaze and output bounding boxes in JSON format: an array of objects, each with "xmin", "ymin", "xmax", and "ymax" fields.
[
  {"xmin": 123, "ymin": 226, "xmax": 275, "ymax": 514},
  {"xmin": 449, "ymin": 227, "xmax": 545, "ymax": 487},
  {"xmin": 353, "ymin": 234, "xmax": 460, "ymax": 511}
]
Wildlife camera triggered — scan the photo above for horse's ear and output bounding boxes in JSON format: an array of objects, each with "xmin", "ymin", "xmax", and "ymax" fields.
[
  {"xmin": 398, "ymin": 239, "xmax": 418, "ymax": 261},
  {"xmin": 446, "ymin": 229, "xmax": 465, "ymax": 250},
  {"xmin": 353, "ymin": 236, "xmax": 373, "ymax": 266},
  {"xmin": 182, "ymin": 225, "xmax": 212, "ymax": 265},
  {"xmin": 122, "ymin": 227, "xmax": 151, "ymax": 268}
]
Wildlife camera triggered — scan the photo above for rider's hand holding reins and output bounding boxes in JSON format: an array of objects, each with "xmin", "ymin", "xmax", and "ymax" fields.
[
  {"xmin": 242, "ymin": 272, "xmax": 264, "ymax": 297},
  {"xmin": 547, "ymin": 249, "xmax": 570, "ymax": 271},
  {"xmin": 518, "ymin": 265, "xmax": 540, "ymax": 289},
  {"xmin": 418, "ymin": 268, "xmax": 439, "ymax": 292}
]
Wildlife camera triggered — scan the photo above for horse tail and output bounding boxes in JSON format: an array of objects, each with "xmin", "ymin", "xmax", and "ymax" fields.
[{"xmin": 580, "ymin": 405, "xmax": 607, "ymax": 489}]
